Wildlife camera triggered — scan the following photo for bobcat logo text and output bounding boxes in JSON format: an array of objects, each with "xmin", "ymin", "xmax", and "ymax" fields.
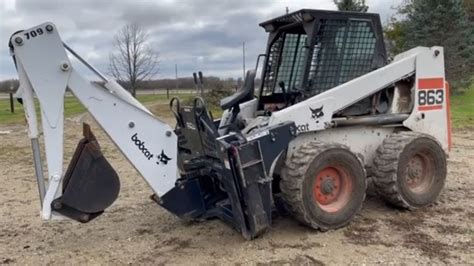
[{"xmin": 131, "ymin": 133, "xmax": 154, "ymax": 160}]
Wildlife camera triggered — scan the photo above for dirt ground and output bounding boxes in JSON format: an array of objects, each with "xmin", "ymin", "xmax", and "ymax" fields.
[{"xmin": 0, "ymin": 110, "xmax": 473, "ymax": 265}]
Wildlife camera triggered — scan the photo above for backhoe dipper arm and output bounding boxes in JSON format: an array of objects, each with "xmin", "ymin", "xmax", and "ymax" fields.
[{"xmin": 10, "ymin": 23, "xmax": 178, "ymax": 220}]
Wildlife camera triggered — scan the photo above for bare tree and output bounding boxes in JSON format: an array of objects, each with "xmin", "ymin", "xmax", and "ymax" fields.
[{"xmin": 109, "ymin": 24, "xmax": 159, "ymax": 97}]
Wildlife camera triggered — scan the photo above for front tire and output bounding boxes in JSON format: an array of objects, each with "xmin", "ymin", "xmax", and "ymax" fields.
[
  {"xmin": 280, "ymin": 142, "xmax": 366, "ymax": 231},
  {"xmin": 373, "ymin": 131, "xmax": 447, "ymax": 209}
]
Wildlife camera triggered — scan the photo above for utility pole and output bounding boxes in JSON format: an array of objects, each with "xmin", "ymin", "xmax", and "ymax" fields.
[
  {"xmin": 175, "ymin": 63, "xmax": 178, "ymax": 92},
  {"xmin": 242, "ymin": 41, "xmax": 246, "ymax": 80},
  {"xmin": 286, "ymin": 6, "xmax": 289, "ymax": 14}
]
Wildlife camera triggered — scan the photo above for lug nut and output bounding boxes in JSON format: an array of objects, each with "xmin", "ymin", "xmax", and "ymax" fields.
[
  {"xmin": 45, "ymin": 24, "xmax": 54, "ymax": 32},
  {"xmin": 14, "ymin": 36, "xmax": 23, "ymax": 45}
]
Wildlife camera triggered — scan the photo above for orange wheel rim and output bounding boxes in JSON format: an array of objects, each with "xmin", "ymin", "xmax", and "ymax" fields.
[
  {"xmin": 406, "ymin": 152, "xmax": 435, "ymax": 193},
  {"xmin": 312, "ymin": 166, "xmax": 353, "ymax": 213}
]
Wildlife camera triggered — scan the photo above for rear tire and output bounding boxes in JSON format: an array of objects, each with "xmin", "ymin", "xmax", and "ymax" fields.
[
  {"xmin": 373, "ymin": 131, "xmax": 447, "ymax": 209},
  {"xmin": 280, "ymin": 142, "xmax": 366, "ymax": 231}
]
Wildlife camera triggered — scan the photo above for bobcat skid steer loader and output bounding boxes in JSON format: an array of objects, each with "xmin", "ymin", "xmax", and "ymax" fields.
[{"xmin": 9, "ymin": 9, "xmax": 450, "ymax": 239}]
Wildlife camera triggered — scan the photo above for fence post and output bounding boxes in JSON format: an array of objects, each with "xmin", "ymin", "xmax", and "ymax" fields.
[{"xmin": 9, "ymin": 92, "xmax": 14, "ymax": 113}]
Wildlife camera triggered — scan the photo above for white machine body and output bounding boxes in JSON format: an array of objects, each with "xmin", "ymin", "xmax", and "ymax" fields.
[{"xmin": 269, "ymin": 47, "xmax": 450, "ymax": 152}]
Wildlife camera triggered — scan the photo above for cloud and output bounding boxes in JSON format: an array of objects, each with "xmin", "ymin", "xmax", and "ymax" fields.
[{"xmin": 0, "ymin": 0, "xmax": 401, "ymax": 81}]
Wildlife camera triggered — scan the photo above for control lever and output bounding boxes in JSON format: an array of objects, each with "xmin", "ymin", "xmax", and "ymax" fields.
[
  {"xmin": 193, "ymin": 71, "xmax": 205, "ymax": 97},
  {"xmin": 170, "ymin": 97, "xmax": 184, "ymax": 127},
  {"xmin": 198, "ymin": 71, "xmax": 204, "ymax": 97},
  {"xmin": 279, "ymin": 81, "xmax": 289, "ymax": 106},
  {"xmin": 192, "ymin": 72, "xmax": 199, "ymax": 94}
]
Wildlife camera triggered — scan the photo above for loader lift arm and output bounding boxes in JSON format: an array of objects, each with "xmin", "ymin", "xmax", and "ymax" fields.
[{"xmin": 267, "ymin": 46, "xmax": 449, "ymax": 152}]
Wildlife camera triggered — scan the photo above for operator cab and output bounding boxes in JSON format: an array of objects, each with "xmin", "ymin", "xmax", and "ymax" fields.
[
  {"xmin": 173, "ymin": 9, "xmax": 391, "ymax": 140},
  {"xmin": 256, "ymin": 9, "xmax": 388, "ymax": 116}
]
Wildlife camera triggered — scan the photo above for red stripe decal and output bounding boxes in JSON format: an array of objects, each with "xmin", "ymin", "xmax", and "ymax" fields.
[
  {"xmin": 418, "ymin": 105, "xmax": 443, "ymax": 111},
  {"xmin": 445, "ymin": 82, "xmax": 452, "ymax": 151},
  {"xmin": 418, "ymin": 78, "xmax": 444, "ymax": 89}
]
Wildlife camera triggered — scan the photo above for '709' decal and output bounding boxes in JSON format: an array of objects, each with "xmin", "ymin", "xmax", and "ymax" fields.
[
  {"xmin": 417, "ymin": 78, "xmax": 445, "ymax": 111},
  {"xmin": 24, "ymin": 27, "xmax": 45, "ymax": 40}
]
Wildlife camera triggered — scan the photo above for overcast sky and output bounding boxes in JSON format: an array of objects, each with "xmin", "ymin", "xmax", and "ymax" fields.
[{"xmin": 0, "ymin": 0, "xmax": 403, "ymax": 81}]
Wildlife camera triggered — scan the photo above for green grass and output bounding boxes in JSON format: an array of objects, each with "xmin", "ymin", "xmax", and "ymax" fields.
[
  {"xmin": 0, "ymin": 93, "xmax": 194, "ymax": 125},
  {"xmin": 0, "ymin": 97, "xmax": 29, "ymax": 124},
  {"xmin": 450, "ymin": 84, "xmax": 474, "ymax": 129}
]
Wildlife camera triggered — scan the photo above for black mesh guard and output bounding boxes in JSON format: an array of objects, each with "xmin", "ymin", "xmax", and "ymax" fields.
[
  {"xmin": 261, "ymin": 11, "xmax": 384, "ymax": 100},
  {"xmin": 307, "ymin": 19, "xmax": 377, "ymax": 97}
]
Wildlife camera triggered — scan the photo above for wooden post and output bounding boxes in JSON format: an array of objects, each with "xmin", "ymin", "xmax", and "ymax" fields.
[
  {"xmin": 167, "ymin": 88, "xmax": 170, "ymax": 99},
  {"xmin": 9, "ymin": 92, "xmax": 14, "ymax": 113},
  {"xmin": 9, "ymin": 81, "xmax": 15, "ymax": 113}
]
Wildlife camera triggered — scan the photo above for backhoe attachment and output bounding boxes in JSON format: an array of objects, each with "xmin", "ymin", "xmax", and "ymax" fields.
[
  {"xmin": 51, "ymin": 124, "xmax": 120, "ymax": 223},
  {"xmin": 10, "ymin": 22, "xmax": 178, "ymax": 221}
]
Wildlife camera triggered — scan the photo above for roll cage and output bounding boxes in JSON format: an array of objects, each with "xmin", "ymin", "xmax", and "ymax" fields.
[{"xmin": 257, "ymin": 9, "xmax": 387, "ymax": 111}]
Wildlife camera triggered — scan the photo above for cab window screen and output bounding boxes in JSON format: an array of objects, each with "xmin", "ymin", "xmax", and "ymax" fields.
[
  {"xmin": 262, "ymin": 32, "xmax": 308, "ymax": 95},
  {"xmin": 307, "ymin": 19, "xmax": 376, "ymax": 96},
  {"xmin": 274, "ymin": 34, "xmax": 307, "ymax": 93}
]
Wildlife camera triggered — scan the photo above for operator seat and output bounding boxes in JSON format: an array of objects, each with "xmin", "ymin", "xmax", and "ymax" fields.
[{"xmin": 220, "ymin": 69, "xmax": 256, "ymax": 110}]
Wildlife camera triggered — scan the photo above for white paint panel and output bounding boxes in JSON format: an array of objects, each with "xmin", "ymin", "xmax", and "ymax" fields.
[
  {"xmin": 269, "ymin": 47, "xmax": 418, "ymax": 131},
  {"xmin": 403, "ymin": 47, "xmax": 449, "ymax": 151},
  {"xmin": 290, "ymin": 126, "xmax": 395, "ymax": 168}
]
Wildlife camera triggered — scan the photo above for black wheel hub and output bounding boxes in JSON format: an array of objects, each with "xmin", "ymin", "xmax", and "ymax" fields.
[{"xmin": 321, "ymin": 179, "xmax": 335, "ymax": 195}]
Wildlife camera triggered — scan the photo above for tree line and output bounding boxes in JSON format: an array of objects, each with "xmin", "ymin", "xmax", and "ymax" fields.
[
  {"xmin": 0, "ymin": 76, "xmax": 247, "ymax": 93},
  {"xmin": 384, "ymin": 0, "xmax": 473, "ymax": 91}
]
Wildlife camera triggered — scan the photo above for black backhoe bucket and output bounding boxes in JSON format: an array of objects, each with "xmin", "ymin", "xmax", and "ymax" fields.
[{"xmin": 51, "ymin": 123, "xmax": 120, "ymax": 223}]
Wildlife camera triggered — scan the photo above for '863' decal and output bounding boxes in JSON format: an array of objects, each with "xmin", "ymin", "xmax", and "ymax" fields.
[{"xmin": 417, "ymin": 78, "xmax": 445, "ymax": 111}]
